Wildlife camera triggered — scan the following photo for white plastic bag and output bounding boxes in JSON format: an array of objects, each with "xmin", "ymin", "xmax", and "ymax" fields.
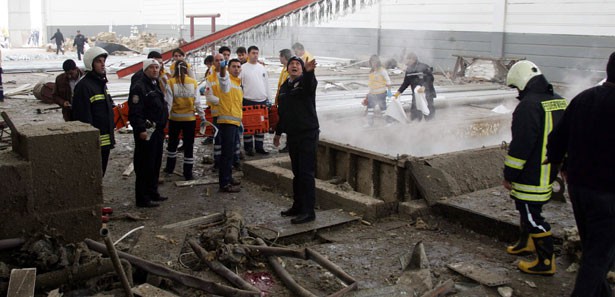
[
  {"xmin": 414, "ymin": 85, "xmax": 430, "ymax": 116},
  {"xmin": 385, "ymin": 98, "xmax": 409, "ymax": 123}
]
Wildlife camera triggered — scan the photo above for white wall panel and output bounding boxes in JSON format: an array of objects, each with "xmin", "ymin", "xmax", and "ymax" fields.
[
  {"xmin": 45, "ymin": 0, "xmax": 142, "ymax": 26},
  {"xmin": 505, "ymin": 0, "xmax": 615, "ymax": 35}
]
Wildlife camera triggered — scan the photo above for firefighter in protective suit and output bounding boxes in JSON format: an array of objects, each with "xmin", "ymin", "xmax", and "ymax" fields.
[
  {"xmin": 503, "ymin": 60, "xmax": 566, "ymax": 275},
  {"xmin": 71, "ymin": 46, "xmax": 115, "ymax": 176}
]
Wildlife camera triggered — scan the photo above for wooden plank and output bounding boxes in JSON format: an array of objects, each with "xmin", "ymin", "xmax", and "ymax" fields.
[
  {"xmin": 248, "ymin": 209, "xmax": 359, "ymax": 241},
  {"xmin": 447, "ymin": 262, "xmax": 510, "ymax": 287},
  {"xmin": 7, "ymin": 268, "xmax": 36, "ymax": 297},
  {"xmin": 132, "ymin": 283, "xmax": 179, "ymax": 297},
  {"xmin": 174, "ymin": 177, "xmax": 217, "ymax": 187},
  {"xmin": 161, "ymin": 213, "xmax": 224, "ymax": 229}
]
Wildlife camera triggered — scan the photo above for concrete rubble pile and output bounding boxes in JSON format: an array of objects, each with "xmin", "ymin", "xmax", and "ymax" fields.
[{"xmin": 93, "ymin": 32, "xmax": 178, "ymax": 54}]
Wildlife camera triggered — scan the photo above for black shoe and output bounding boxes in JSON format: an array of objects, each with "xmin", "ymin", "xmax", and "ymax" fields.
[
  {"xmin": 245, "ymin": 150, "xmax": 255, "ymax": 157},
  {"xmin": 281, "ymin": 208, "xmax": 300, "ymax": 217},
  {"xmin": 279, "ymin": 146, "xmax": 289, "ymax": 153},
  {"xmin": 151, "ymin": 196, "xmax": 169, "ymax": 202},
  {"xmin": 185, "ymin": 175, "xmax": 194, "ymax": 181},
  {"xmin": 219, "ymin": 184, "xmax": 241, "ymax": 193},
  {"xmin": 255, "ymin": 148, "xmax": 269, "ymax": 155},
  {"xmin": 291, "ymin": 213, "xmax": 315, "ymax": 224},
  {"xmin": 136, "ymin": 201, "xmax": 160, "ymax": 208}
]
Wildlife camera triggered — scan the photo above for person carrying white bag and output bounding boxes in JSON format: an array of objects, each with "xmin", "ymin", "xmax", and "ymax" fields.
[{"xmin": 392, "ymin": 52, "xmax": 437, "ymax": 121}]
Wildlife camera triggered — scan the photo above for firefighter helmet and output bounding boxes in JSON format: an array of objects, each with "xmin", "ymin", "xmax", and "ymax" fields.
[
  {"xmin": 506, "ymin": 60, "xmax": 542, "ymax": 91},
  {"xmin": 83, "ymin": 46, "xmax": 108, "ymax": 72}
]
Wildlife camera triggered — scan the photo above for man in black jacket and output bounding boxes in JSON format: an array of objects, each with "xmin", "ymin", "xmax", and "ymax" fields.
[
  {"xmin": 274, "ymin": 56, "xmax": 319, "ymax": 224},
  {"xmin": 128, "ymin": 59, "xmax": 169, "ymax": 208},
  {"xmin": 546, "ymin": 52, "xmax": 615, "ymax": 297},
  {"xmin": 72, "ymin": 47, "xmax": 115, "ymax": 176},
  {"xmin": 503, "ymin": 60, "xmax": 566, "ymax": 276},
  {"xmin": 50, "ymin": 29, "xmax": 64, "ymax": 55},
  {"xmin": 73, "ymin": 30, "xmax": 88, "ymax": 61},
  {"xmin": 393, "ymin": 53, "xmax": 436, "ymax": 121}
]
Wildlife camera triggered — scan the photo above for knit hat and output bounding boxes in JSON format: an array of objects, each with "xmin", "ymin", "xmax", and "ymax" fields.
[
  {"xmin": 62, "ymin": 59, "xmax": 77, "ymax": 72},
  {"xmin": 607, "ymin": 51, "xmax": 615, "ymax": 83},
  {"xmin": 143, "ymin": 59, "xmax": 160, "ymax": 71},
  {"xmin": 287, "ymin": 56, "xmax": 305, "ymax": 69}
]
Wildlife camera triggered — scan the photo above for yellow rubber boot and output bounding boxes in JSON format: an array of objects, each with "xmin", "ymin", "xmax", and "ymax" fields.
[
  {"xmin": 507, "ymin": 231, "xmax": 535, "ymax": 255},
  {"xmin": 518, "ymin": 231, "xmax": 556, "ymax": 275}
]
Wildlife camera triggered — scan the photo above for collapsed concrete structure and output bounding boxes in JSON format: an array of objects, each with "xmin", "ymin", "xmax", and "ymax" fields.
[{"xmin": 0, "ymin": 118, "xmax": 103, "ymax": 243}]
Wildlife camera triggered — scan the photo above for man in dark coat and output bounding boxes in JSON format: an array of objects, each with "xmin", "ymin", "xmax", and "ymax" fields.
[
  {"xmin": 274, "ymin": 56, "xmax": 319, "ymax": 224},
  {"xmin": 393, "ymin": 53, "xmax": 437, "ymax": 121},
  {"xmin": 50, "ymin": 29, "xmax": 65, "ymax": 55},
  {"xmin": 53, "ymin": 59, "xmax": 83, "ymax": 121},
  {"xmin": 73, "ymin": 30, "xmax": 88, "ymax": 60}
]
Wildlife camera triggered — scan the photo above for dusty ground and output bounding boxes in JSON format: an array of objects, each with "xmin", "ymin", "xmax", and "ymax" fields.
[{"xmin": 0, "ymin": 53, "xmax": 584, "ymax": 296}]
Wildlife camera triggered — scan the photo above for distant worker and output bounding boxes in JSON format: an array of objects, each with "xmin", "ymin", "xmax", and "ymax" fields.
[
  {"xmin": 53, "ymin": 59, "xmax": 84, "ymax": 121},
  {"xmin": 392, "ymin": 53, "xmax": 436, "ymax": 121},
  {"xmin": 546, "ymin": 52, "xmax": 615, "ymax": 297},
  {"xmin": 169, "ymin": 48, "xmax": 195, "ymax": 78},
  {"xmin": 203, "ymin": 54, "xmax": 214, "ymax": 77},
  {"xmin": 217, "ymin": 58, "xmax": 244, "ymax": 193},
  {"xmin": 200, "ymin": 54, "xmax": 215, "ymax": 146},
  {"xmin": 73, "ymin": 30, "xmax": 88, "ymax": 60},
  {"xmin": 71, "ymin": 47, "xmax": 115, "ymax": 176},
  {"xmin": 292, "ymin": 42, "xmax": 314, "ymax": 62},
  {"xmin": 274, "ymin": 48, "xmax": 292, "ymax": 153},
  {"xmin": 240, "ymin": 45, "xmax": 271, "ymax": 156},
  {"xmin": 219, "ymin": 46, "xmax": 231, "ymax": 62},
  {"xmin": 274, "ymin": 56, "xmax": 319, "ymax": 224},
  {"xmin": 236, "ymin": 46, "xmax": 247, "ymax": 64},
  {"xmin": 503, "ymin": 60, "xmax": 566, "ymax": 275},
  {"xmin": 50, "ymin": 29, "xmax": 65, "ymax": 55},
  {"xmin": 163, "ymin": 60, "xmax": 204, "ymax": 180},
  {"xmin": 128, "ymin": 59, "xmax": 169, "ymax": 208},
  {"xmin": 364, "ymin": 54, "xmax": 393, "ymax": 127}
]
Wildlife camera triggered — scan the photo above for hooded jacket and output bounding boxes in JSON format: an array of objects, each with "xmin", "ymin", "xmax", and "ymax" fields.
[{"xmin": 504, "ymin": 75, "xmax": 566, "ymax": 203}]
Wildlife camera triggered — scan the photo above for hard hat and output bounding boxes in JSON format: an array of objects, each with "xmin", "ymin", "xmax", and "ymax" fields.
[
  {"xmin": 506, "ymin": 60, "xmax": 542, "ymax": 91},
  {"xmin": 83, "ymin": 46, "xmax": 108, "ymax": 71}
]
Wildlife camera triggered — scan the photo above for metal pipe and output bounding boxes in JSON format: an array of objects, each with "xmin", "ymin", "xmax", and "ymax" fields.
[
  {"xmin": 101, "ymin": 228, "xmax": 134, "ymax": 297},
  {"xmin": 85, "ymin": 239, "xmax": 259, "ymax": 297},
  {"xmin": 0, "ymin": 238, "xmax": 25, "ymax": 250}
]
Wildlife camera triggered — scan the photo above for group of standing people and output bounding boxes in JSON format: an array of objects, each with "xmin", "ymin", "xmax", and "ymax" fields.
[
  {"xmin": 59, "ymin": 43, "xmax": 321, "ymax": 225},
  {"xmin": 503, "ymin": 53, "xmax": 615, "ymax": 297}
]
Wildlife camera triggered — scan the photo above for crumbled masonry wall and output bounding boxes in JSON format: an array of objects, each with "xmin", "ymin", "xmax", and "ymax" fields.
[{"xmin": 0, "ymin": 122, "xmax": 103, "ymax": 243}]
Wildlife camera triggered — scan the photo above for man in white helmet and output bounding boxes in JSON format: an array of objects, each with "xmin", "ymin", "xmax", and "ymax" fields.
[
  {"xmin": 503, "ymin": 60, "xmax": 567, "ymax": 275},
  {"xmin": 72, "ymin": 46, "xmax": 115, "ymax": 176}
]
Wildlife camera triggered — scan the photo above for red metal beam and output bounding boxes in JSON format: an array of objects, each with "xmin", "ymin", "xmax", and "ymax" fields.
[{"xmin": 116, "ymin": 0, "xmax": 320, "ymax": 78}]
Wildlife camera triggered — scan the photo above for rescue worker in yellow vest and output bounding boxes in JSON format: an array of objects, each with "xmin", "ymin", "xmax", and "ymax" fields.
[
  {"xmin": 169, "ymin": 48, "xmax": 195, "ymax": 78},
  {"xmin": 71, "ymin": 46, "xmax": 115, "ymax": 176},
  {"xmin": 503, "ymin": 60, "xmax": 566, "ymax": 275},
  {"xmin": 204, "ymin": 54, "xmax": 224, "ymax": 171},
  {"xmin": 217, "ymin": 58, "xmax": 243, "ymax": 193},
  {"xmin": 163, "ymin": 60, "xmax": 204, "ymax": 180}
]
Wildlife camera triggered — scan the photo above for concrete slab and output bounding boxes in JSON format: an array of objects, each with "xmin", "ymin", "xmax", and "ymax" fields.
[
  {"xmin": 244, "ymin": 156, "xmax": 395, "ymax": 220},
  {"xmin": 7, "ymin": 268, "xmax": 36, "ymax": 297},
  {"xmin": 447, "ymin": 262, "xmax": 510, "ymax": 287},
  {"xmin": 248, "ymin": 209, "xmax": 359, "ymax": 241},
  {"xmin": 436, "ymin": 187, "xmax": 575, "ymax": 242}
]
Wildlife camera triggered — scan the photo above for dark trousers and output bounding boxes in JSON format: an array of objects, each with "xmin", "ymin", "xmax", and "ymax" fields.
[
  {"xmin": 569, "ymin": 185, "xmax": 615, "ymax": 297},
  {"xmin": 134, "ymin": 129, "xmax": 164, "ymax": 205},
  {"xmin": 55, "ymin": 42, "xmax": 64, "ymax": 55},
  {"xmin": 77, "ymin": 46, "xmax": 84, "ymax": 60},
  {"xmin": 287, "ymin": 130, "xmax": 319, "ymax": 216},
  {"xmin": 515, "ymin": 199, "xmax": 551, "ymax": 234},
  {"xmin": 218, "ymin": 124, "xmax": 239, "ymax": 188},
  {"xmin": 167, "ymin": 120, "xmax": 196, "ymax": 162},
  {"xmin": 242, "ymin": 99, "xmax": 266, "ymax": 151},
  {"xmin": 101, "ymin": 147, "xmax": 111, "ymax": 176}
]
